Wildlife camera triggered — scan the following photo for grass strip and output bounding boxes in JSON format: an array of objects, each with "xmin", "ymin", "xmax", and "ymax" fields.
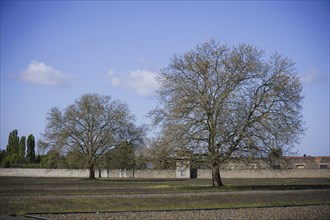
[{"xmin": 2, "ymin": 190, "xmax": 329, "ymax": 214}]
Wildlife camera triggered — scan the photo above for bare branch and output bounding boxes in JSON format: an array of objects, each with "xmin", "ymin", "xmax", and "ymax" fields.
[{"xmin": 150, "ymin": 39, "xmax": 305, "ymax": 187}]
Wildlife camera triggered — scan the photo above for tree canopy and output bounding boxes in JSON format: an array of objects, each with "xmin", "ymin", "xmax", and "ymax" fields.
[
  {"xmin": 2, "ymin": 130, "xmax": 35, "ymax": 167},
  {"xmin": 26, "ymin": 134, "xmax": 36, "ymax": 164},
  {"xmin": 6, "ymin": 130, "xmax": 19, "ymax": 163},
  {"xmin": 150, "ymin": 39, "xmax": 304, "ymax": 187},
  {"xmin": 39, "ymin": 93, "xmax": 146, "ymax": 178},
  {"xmin": 18, "ymin": 136, "xmax": 26, "ymax": 163}
]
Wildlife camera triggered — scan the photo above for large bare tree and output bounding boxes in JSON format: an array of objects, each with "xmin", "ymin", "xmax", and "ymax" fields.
[
  {"xmin": 150, "ymin": 39, "xmax": 304, "ymax": 187},
  {"xmin": 39, "ymin": 93, "xmax": 146, "ymax": 178}
]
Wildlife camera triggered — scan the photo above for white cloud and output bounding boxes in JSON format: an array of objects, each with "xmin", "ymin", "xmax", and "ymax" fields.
[
  {"xmin": 105, "ymin": 69, "xmax": 120, "ymax": 86},
  {"xmin": 300, "ymin": 68, "xmax": 326, "ymax": 86},
  {"xmin": 106, "ymin": 69, "xmax": 115, "ymax": 77},
  {"xmin": 106, "ymin": 69, "xmax": 159, "ymax": 97},
  {"xmin": 111, "ymin": 77, "xmax": 120, "ymax": 86},
  {"xmin": 20, "ymin": 60, "xmax": 71, "ymax": 86},
  {"xmin": 127, "ymin": 70, "xmax": 159, "ymax": 96}
]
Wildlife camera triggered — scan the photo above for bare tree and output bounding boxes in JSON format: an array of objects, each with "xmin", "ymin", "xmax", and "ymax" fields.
[
  {"xmin": 150, "ymin": 39, "xmax": 304, "ymax": 187},
  {"xmin": 39, "ymin": 93, "xmax": 146, "ymax": 178},
  {"xmin": 147, "ymin": 138, "xmax": 176, "ymax": 170}
]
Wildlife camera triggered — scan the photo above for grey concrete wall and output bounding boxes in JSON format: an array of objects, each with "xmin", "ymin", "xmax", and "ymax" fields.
[
  {"xmin": 1, "ymin": 168, "xmax": 329, "ymax": 179},
  {"xmin": 134, "ymin": 170, "xmax": 175, "ymax": 179},
  {"xmin": 197, "ymin": 169, "xmax": 330, "ymax": 179},
  {"xmin": 99, "ymin": 169, "xmax": 134, "ymax": 178},
  {"xmin": 0, "ymin": 168, "xmax": 176, "ymax": 179},
  {"xmin": 0, "ymin": 168, "xmax": 90, "ymax": 178},
  {"xmin": 98, "ymin": 169, "xmax": 175, "ymax": 179},
  {"xmin": 176, "ymin": 160, "xmax": 190, "ymax": 179}
]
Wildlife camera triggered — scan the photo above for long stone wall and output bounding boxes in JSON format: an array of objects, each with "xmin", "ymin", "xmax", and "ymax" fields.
[
  {"xmin": 0, "ymin": 168, "xmax": 329, "ymax": 179},
  {"xmin": 0, "ymin": 168, "xmax": 90, "ymax": 178},
  {"xmin": 99, "ymin": 169, "xmax": 175, "ymax": 179},
  {"xmin": 0, "ymin": 168, "xmax": 176, "ymax": 179},
  {"xmin": 197, "ymin": 169, "xmax": 330, "ymax": 179}
]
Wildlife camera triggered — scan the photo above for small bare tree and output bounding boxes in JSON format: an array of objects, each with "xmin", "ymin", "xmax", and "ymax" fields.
[
  {"xmin": 150, "ymin": 39, "xmax": 304, "ymax": 187},
  {"xmin": 39, "ymin": 93, "xmax": 146, "ymax": 178}
]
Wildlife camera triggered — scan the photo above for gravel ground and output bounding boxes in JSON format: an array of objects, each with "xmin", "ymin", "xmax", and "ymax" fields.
[
  {"xmin": 1, "ymin": 189, "xmax": 328, "ymax": 202},
  {"xmin": 37, "ymin": 205, "xmax": 330, "ymax": 220}
]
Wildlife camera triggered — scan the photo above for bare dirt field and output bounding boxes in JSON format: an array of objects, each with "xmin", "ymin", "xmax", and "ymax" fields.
[
  {"xmin": 0, "ymin": 177, "xmax": 329, "ymax": 219},
  {"xmin": 38, "ymin": 205, "xmax": 330, "ymax": 220}
]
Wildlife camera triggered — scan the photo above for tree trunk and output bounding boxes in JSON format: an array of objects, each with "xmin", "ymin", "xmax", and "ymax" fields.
[
  {"xmin": 211, "ymin": 165, "xmax": 224, "ymax": 187},
  {"xmin": 89, "ymin": 165, "xmax": 95, "ymax": 179}
]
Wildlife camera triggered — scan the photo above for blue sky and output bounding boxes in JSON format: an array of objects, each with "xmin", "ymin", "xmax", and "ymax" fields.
[{"xmin": 1, "ymin": 1, "xmax": 329, "ymax": 156}]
